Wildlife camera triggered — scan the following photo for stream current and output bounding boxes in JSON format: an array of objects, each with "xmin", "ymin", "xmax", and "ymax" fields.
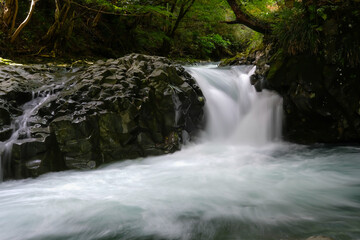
[{"xmin": 0, "ymin": 65, "xmax": 359, "ymax": 240}]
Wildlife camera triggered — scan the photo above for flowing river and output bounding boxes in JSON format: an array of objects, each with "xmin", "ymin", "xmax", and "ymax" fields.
[{"xmin": 0, "ymin": 65, "xmax": 359, "ymax": 240}]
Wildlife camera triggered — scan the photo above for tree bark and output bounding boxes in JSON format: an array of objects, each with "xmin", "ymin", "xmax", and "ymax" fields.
[
  {"xmin": 9, "ymin": 0, "xmax": 18, "ymax": 33},
  {"xmin": 10, "ymin": 0, "xmax": 38, "ymax": 43},
  {"xmin": 225, "ymin": 0, "xmax": 271, "ymax": 34},
  {"xmin": 0, "ymin": 0, "xmax": 16, "ymax": 32},
  {"xmin": 41, "ymin": 0, "xmax": 78, "ymax": 55},
  {"xmin": 168, "ymin": 0, "xmax": 195, "ymax": 38},
  {"xmin": 92, "ymin": 8, "xmax": 102, "ymax": 27},
  {"xmin": 161, "ymin": 0, "xmax": 195, "ymax": 55}
]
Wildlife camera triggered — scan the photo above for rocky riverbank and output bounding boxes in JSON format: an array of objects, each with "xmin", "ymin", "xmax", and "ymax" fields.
[
  {"xmin": 221, "ymin": 47, "xmax": 360, "ymax": 144},
  {"xmin": 266, "ymin": 54, "xmax": 360, "ymax": 144},
  {"xmin": 0, "ymin": 54, "xmax": 204, "ymax": 180}
]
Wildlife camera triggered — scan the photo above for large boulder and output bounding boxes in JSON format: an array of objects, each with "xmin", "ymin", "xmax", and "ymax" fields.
[
  {"xmin": 266, "ymin": 54, "xmax": 360, "ymax": 143},
  {"xmin": 0, "ymin": 54, "xmax": 204, "ymax": 180}
]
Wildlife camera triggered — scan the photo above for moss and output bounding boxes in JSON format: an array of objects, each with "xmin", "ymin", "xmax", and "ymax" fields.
[
  {"xmin": 219, "ymin": 53, "xmax": 246, "ymax": 66},
  {"xmin": 266, "ymin": 52, "xmax": 285, "ymax": 81},
  {"xmin": 0, "ymin": 57, "xmax": 21, "ymax": 66}
]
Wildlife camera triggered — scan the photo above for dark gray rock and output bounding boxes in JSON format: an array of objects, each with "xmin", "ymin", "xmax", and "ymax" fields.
[
  {"xmin": 0, "ymin": 54, "xmax": 204, "ymax": 180},
  {"xmin": 266, "ymin": 54, "xmax": 360, "ymax": 143}
]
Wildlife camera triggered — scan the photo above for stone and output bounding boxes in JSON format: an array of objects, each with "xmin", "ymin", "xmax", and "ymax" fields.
[
  {"xmin": 0, "ymin": 54, "xmax": 205, "ymax": 180},
  {"xmin": 266, "ymin": 53, "xmax": 360, "ymax": 143},
  {"xmin": 0, "ymin": 107, "xmax": 11, "ymax": 126},
  {"xmin": 0, "ymin": 127, "xmax": 12, "ymax": 141}
]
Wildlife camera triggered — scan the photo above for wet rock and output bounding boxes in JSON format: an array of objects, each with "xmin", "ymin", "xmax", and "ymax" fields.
[
  {"xmin": 0, "ymin": 106, "xmax": 11, "ymax": 126},
  {"xmin": 7, "ymin": 133, "xmax": 65, "ymax": 179},
  {"xmin": 11, "ymin": 138, "xmax": 48, "ymax": 160},
  {"xmin": 25, "ymin": 159, "xmax": 42, "ymax": 170},
  {"xmin": 1, "ymin": 54, "xmax": 204, "ymax": 180},
  {"xmin": 266, "ymin": 54, "xmax": 360, "ymax": 143},
  {"xmin": 49, "ymin": 54, "xmax": 204, "ymax": 166},
  {"xmin": 0, "ymin": 127, "xmax": 12, "ymax": 141}
]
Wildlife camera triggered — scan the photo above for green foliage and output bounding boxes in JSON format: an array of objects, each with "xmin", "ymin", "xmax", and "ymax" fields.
[
  {"xmin": 198, "ymin": 34, "xmax": 231, "ymax": 54},
  {"xmin": 9, "ymin": 0, "xmax": 351, "ymax": 64},
  {"xmin": 272, "ymin": 7, "xmax": 320, "ymax": 55},
  {"xmin": 0, "ymin": 57, "xmax": 17, "ymax": 65},
  {"xmin": 271, "ymin": 1, "xmax": 360, "ymax": 67},
  {"xmin": 168, "ymin": 0, "xmax": 264, "ymax": 59},
  {"xmin": 238, "ymin": 0, "xmax": 278, "ymax": 20},
  {"xmin": 245, "ymin": 31, "xmax": 263, "ymax": 53},
  {"xmin": 135, "ymin": 28, "xmax": 168, "ymax": 52},
  {"xmin": 329, "ymin": 3, "xmax": 360, "ymax": 67},
  {"xmin": 81, "ymin": 0, "xmax": 169, "ymax": 15}
]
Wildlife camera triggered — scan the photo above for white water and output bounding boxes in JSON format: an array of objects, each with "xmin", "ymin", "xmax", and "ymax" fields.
[
  {"xmin": 186, "ymin": 65, "xmax": 282, "ymax": 144},
  {"xmin": 0, "ymin": 93, "xmax": 55, "ymax": 181},
  {"xmin": 0, "ymin": 69, "xmax": 72, "ymax": 181},
  {"xmin": 0, "ymin": 65, "xmax": 359, "ymax": 240}
]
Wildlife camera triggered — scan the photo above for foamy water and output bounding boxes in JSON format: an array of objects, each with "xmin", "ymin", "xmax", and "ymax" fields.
[{"xmin": 0, "ymin": 65, "xmax": 359, "ymax": 240}]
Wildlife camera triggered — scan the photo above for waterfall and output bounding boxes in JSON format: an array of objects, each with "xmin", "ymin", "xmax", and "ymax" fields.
[
  {"xmin": 0, "ymin": 67, "xmax": 77, "ymax": 181},
  {"xmin": 186, "ymin": 64, "xmax": 283, "ymax": 145},
  {"xmin": 0, "ymin": 92, "xmax": 54, "ymax": 181},
  {"xmin": 0, "ymin": 64, "xmax": 359, "ymax": 240}
]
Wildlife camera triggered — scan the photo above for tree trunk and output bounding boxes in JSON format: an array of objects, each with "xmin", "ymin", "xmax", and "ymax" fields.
[
  {"xmin": 41, "ymin": 0, "xmax": 75, "ymax": 55},
  {"xmin": 9, "ymin": 0, "xmax": 18, "ymax": 33},
  {"xmin": 0, "ymin": 0, "xmax": 16, "ymax": 32},
  {"xmin": 225, "ymin": 0, "xmax": 271, "ymax": 34},
  {"xmin": 10, "ymin": 0, "xmax": 38, "ymax": 43},
  {"xmin": 161, "ymin": 0, "xmax": 195, "ymax": 55},
  {"xmin": 92, "ymin": 8, "xmax": 102, "ymax": 27},
  {"xmin": 168, "ymin": 0, "xmax": 195, "ymax": 38}
]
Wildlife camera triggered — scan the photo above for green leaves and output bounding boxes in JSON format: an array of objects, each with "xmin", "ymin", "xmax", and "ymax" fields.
[
  {"xmin": 317, "ymin": 8, "xmax": 327, "ymax": 21},
  {"xmin": 198, "ymin": 34, "xmax": 231, "ymax": 54},
  {"xmin": 272, "ymin": 7, "xmax": 320, "ymax": 56}
]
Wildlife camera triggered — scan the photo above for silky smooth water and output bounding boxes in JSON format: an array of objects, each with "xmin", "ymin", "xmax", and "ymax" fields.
[
  {"xmin": 186, "ymin": 65, "xmax": 282, "ymax": 144},
  {"xmin": 0, "ymin": 65, "xmax": 359, "ymax": 240},
  {"xmin": 0, "ymin": 93, "xmax": 53, "ymax": 181},
  {"xmin": 0, "ymin": 68, "xmax": 76, "ymax": 181}
]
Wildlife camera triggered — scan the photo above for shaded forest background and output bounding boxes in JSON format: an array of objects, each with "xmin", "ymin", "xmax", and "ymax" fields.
[
  {"xmin": 0, "ymin": 0, "xmax": 359, "ymax": 65},
  {"xmin": 0, "ymin": 0, "xmax": 264, "ymax": 61}
]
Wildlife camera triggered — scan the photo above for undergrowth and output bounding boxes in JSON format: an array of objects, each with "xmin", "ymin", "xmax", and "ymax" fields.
[{"xmin": 271, "ymin": 1, "xmax": 360, "ymax": 67}]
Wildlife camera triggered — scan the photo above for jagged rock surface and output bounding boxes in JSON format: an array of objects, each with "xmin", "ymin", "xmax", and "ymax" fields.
[
  {"xmin": 0, "ymin": 54, "xmax": 204, "ymax": 179},
  {"xmin": 227, "ymin": 47, "xmax": 360, "ymax": 144},
  {"xmin": 266, "ymin": 54, "xmax": 360, "ymax": 143}
]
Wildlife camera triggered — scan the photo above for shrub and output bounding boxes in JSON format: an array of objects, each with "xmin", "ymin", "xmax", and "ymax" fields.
[{"xmin": 272, "ymin": 7, "xmax": 320, "ymax": 56}]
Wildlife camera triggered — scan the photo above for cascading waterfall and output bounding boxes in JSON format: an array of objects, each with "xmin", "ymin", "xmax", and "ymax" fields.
[
  {"xmin": 0, "ymin": 68, "xmax": 74, "ymax": 181},
  {"xmin": 0, "ymin": 91, "xmax": 57, "ymax": 181},
  {"xmin": 185, "ymin": 65, "xmax": 283, "ymax": 144},
  {"xmin": 0, "ymin": 64, "xmax": 359, "ymax": 240}
]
